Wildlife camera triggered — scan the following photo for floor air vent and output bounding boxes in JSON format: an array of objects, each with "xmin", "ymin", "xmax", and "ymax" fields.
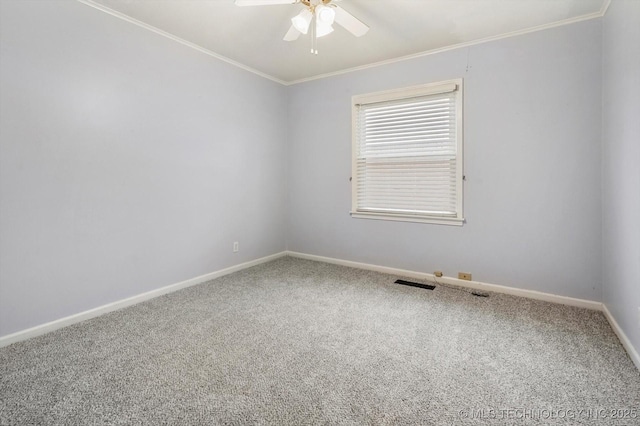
[{"xmin": 394, "ymin": 279, "xmax": 435, "ymax": 290}]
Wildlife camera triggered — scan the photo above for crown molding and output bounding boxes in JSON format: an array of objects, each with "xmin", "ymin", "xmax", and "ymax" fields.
[
  {"xmin": 77, "ymin": 0, "xmax": 609, "ymax": 86},
  {"xmin": 76, "ymin": 0, "xmax": 287, "ymax": 86},
  {"xmin": 287, "ymin": 8, "xmax": 609, "ymax": 85}
]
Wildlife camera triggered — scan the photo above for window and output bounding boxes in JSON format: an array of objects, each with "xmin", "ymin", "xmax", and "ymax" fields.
[{"xmin": 351, "ymin": 79, "xmax": 464, "ymax": 225}]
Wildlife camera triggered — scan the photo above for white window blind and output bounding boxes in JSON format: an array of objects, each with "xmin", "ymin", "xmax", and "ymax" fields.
[{"xmin": 352, "ymin": 80, "xmax": 463, "ymax": 225}]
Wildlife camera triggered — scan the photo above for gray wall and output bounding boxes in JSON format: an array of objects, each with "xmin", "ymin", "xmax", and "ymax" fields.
[
  {"xmin": 602, "ymin": 0, "xmax": 640, "ymax": 357},
  {"xmin": 0, "ymin": 0, "xmax": 287, "ymax": 337},
  {"xmin": 287, "ymin": 20, "xmax": 603, "ymax": 301}
]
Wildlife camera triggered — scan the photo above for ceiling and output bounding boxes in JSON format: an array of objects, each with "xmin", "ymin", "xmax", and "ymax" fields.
[{"xmin": 82, "ymin": 0, "xmax": 609, "ymax": 84}]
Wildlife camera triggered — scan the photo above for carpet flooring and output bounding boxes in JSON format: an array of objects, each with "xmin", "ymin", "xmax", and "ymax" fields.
[{"xmin": 1, "ymin": 257, "xmax": 639, "ymax": 425}]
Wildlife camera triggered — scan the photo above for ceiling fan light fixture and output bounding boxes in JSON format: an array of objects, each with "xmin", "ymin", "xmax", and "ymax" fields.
[
  {"xmin": 315, "ymin": 4, "xmax": 336, "ymax": 26},
  {"xmin": 291, "ymin": 9, "xmax": 312, "ymax": 34},
  {"xmin": 316, "ymin": 23, "xmax": 334, "ymax": 38},
  {"xmin": 236, "ymin": 0, "xmax": 370, "ymax": 54}
]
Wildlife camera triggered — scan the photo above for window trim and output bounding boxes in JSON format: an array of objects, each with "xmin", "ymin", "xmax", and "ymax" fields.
[{"xmin": 351, "ymin": 79, "xmax": 464, "ymax": 226}]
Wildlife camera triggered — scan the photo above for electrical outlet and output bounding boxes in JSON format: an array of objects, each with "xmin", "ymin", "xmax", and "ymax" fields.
[
  {"xmin": 458, "ymin": 272, "xmax": 472, "ymax": 281},
  {"xmin": 233, "ymin": 242, "xmax": 239, "ymax": 253}
]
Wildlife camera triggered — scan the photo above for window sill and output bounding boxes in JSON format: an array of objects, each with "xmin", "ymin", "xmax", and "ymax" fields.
[{"xmin": 351, "ymin": 211, "xmax": 465, "ymax": 226}]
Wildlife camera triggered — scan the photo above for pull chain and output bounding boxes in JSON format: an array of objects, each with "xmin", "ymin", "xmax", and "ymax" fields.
[{"xmin": 310, "ymin": 14, "xmax": 318, "ymax": 55}]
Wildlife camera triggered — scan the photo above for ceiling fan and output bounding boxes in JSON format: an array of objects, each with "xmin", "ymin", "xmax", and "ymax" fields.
[{"xmin": 234, "ymin": 0, "xmax": 369, "ymax": 54}]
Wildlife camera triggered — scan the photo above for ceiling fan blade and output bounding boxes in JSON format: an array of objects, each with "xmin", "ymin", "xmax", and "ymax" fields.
[
  {"xmin": 283, "ymin": 25, "xmax": 302, "ymax": 41},
  {"xmin": 235, "ymin": 0, "xmax": 296, "ymax": 6},
  {"xmin": 334, "ymin": 5, "xmax": 369, "ymax": 37}
]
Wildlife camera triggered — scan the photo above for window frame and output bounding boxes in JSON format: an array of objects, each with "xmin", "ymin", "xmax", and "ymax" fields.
[{"xmin": 351, "ymin": 79, "xmax": 465, "ymax": 226}]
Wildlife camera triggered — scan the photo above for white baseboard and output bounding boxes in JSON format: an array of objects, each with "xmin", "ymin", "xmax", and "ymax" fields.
[
  {"xmin": 602, "ymin": 304, "xmax": 640, "ymax": 371},
  {"xmin": 4, "ymin": 250, "xmax": 637, "ymax": 373},
  {"xmin": 285, "ymin": 251, "xmax": 640, "ymax": 371},
  {"xmin": 0, "ymin": 251, "xmax": 287, "ymax": 348},
  {"xmin": 286, "ymin": 251, "xmax": 603, "ymax": 311}
]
